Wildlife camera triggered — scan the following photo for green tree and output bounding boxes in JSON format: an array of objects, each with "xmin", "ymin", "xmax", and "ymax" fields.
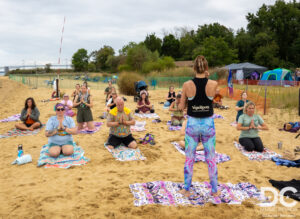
[
  {"xmin": 254, "ymin": 41, "xmax": 280, "ymax": 69},
  {"xmin": 144, "ymin": 33, "xmax": 162, "ymax": 54},
  {"xmin": 195, "ymin": 36, "xmax": 238, "ymax": 66},
  {"xmin": 234, "ymin": 28, "xmax": 255, "ymax": 62},
  {"xmin": 88, "ymin": 62, "xmax": 96, "ymax": 72},
  {"xmin": 119, "ymin": 42, "xmax": 137, "ymax": 56},
  {"xmin": 161, "ymin": 34, "xmax": 181, "ymax": 59},
  {"xmin": 246, "ymin": 0, "xmax": 300, "ymax": 64},
  {"xmin": 106, "ymin": 55, "xmax": 126, "ymax": 72},
  {"xmin": 179, "ymin": 30, "xmax": 197, "ymax": 60},
  {"xmin": 72, "ymin": 48, "xmax": 88, "ymax": 72},
  {"xmin": 126, "ymin": 44, "xmax": 153, "ymax": 71},
  {"xmin": 195, "ymin": 23, "xmax": 234, "ymax": 47},
  {"xmin": 94, "ymin": 45, "xmax": 115, "ymax": 70}
]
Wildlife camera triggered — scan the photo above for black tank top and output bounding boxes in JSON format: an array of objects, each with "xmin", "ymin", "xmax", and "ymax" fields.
[{"xmin": 187, "ymin": 78, "xmax": 213, "ymax": 118}]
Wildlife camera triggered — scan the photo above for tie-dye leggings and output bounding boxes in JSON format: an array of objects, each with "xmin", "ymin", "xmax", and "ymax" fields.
[{"xmin": 184, "ymin": 116, "xmax": 218, "ymax": 193}]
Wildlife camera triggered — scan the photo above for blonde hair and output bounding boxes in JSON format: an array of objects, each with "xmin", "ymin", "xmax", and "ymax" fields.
[
  {"xmin": 193, "ymin": 55, "xmax": 208, "ymax": 74},
  {"xmin": 243, "ymin": 101, "xmax": 255, "ymax": 114}
]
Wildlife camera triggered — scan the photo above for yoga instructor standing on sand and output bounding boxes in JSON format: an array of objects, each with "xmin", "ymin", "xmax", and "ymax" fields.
[{"xmin": 179, "ymin": 55, "xmax": 219, "ymax": 200}]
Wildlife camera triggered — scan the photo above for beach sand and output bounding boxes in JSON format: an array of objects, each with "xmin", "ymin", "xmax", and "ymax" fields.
[{"xmin": 0, "ymin": 77, "xmax": 299, "ymax": 219}]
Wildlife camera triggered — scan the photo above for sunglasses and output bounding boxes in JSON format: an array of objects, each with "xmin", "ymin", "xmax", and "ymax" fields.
[{"xmin": 56, "ymin": 108, "xmax": 65, "ymax": 111}]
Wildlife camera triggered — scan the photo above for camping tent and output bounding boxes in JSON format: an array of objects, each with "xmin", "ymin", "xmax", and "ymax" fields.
[
  {"xmin": 259, "ymin": 68, "xmax": 293, "ymax": 85},
  {"xmin": 224, "ymin": 62, "xmax": 268, "ymax": 80}
]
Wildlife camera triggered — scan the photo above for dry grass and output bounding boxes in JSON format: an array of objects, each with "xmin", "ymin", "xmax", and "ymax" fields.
[{"xmin": 232, "ymin": 84, "xmax": 299, "ymax": 110}]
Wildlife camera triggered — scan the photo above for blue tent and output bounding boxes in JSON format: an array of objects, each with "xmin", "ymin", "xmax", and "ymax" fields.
[{"xmin": 259, "ymin": 68, "xmax": 293, "ymax": 85}]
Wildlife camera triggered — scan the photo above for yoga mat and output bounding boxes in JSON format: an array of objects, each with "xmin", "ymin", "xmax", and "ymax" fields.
[
  {"xmin": 134, "ymin": 113, "xmax": 160, "ymax": 119},
  {"xmin": 234, "ymin": 141, "xmax": 280, "ymax": 161},
  {"xmin": 129, "ymin": 181, "xmax": 268, "ymax": 206},
  {"xmin": 131, "ymin": 121, "xmax": 146, "ymax": 132},
  {"xmin": 104, "ymin": 143, "xmax": 146, "ymax": 161},
  {"xmin": 77, "ymin": 122, "xmax": 103, "ymax": 134},
  {"xmin": 0, "ymin": 126, "xmax": 44, "ymax": 139},
  {"xmin": 0, "ymin": 114, "xmax": 21, "ymax": 122},
  {"xmin": 37, "ymin": 142, "xmax": 89, "ymax": 168}
]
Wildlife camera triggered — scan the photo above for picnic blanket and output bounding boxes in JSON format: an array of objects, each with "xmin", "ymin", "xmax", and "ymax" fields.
[
  {"xmin": 77, "ymin": 122, "xmax": 103, "ymax": 134},
  {"xmin": 167, "ymin": 121, "xmax": 182, "ymax": 131},
  {"xmin": 131, "ymin": 121, "xmax": 146, "ymax": 132},
  {"xmin": 0, "ymin": 126, "xmax": 44, "ymax": 139},
  {"xmin": 172, "ymin": 142, "xmax": 230, "ymax": 163},
  {"xmin": 104, "ymin": 143, "xmax": 146, "ymax": 161},
  {"xmin": 37, "ymin": 142, "xmax": 89, "ymax": 168},
  {"xmin": 129, "ymin": 181, "xmax": 267, "ymax": 206},
  {"xmin": 271, "ymin": 157, "xmax": 300, "ymax": 168},
  {"xmin": 234, "ymin": 141, "xmax": 280, "ymax": 161},
  {"xmin": 0, "ymin": 114, "xmax": 21, "ymax": 122},
  {"xmin": 134, "ymin": 113, "xmax": 160, "ymax": 119}
]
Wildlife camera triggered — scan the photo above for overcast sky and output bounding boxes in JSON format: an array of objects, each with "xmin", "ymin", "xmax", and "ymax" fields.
[{"xmin": 0, "ymin": 0, "xmax": 279, "ymax": 67}]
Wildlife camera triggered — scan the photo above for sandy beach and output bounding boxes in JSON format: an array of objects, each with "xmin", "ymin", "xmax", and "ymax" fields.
[{"xmin": 0, "ymin": 77, "xmax": 299, "ymax": 219}]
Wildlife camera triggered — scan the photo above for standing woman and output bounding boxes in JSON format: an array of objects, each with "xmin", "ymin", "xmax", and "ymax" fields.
[
  {"xmin": 16, "ymin": 97, "xmax": 41, "ymax": 131},
  {"xmin": 179, "ymin": 55, "xmax": 219, "ymax": 200},
  {"xmin": 73, "ymin": 84, "xmax": 95, "ymax": 130}
]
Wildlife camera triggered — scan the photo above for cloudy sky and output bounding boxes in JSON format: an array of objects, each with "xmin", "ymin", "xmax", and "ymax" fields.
[{"xmin": 0, "ymin": 0, "xmax": 278, "ymax": 67}]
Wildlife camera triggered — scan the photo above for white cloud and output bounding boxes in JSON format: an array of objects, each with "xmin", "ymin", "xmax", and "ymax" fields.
[{"xmin": 0, "ymin": 0, "xmax": 278, "ymax": 66}]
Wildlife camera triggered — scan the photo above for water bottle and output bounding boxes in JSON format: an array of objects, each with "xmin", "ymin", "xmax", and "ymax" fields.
[{"xmin": 18, "ymin": 144, "xmax": 23, "ymax": 157}]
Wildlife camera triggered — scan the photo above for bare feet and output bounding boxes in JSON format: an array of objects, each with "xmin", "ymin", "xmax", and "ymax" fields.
[
  {"xmin": 29, "ymin": 127, "xmax": 34, "ymax": 131},
  {"xmin": 211, "ymin": 191, "xmax": 221, "ymax": 197},
  {"xmin": 179, "ymin": 189, "xmax": 194, "ymax": 198},
  {"xmin": 107, "ymin": 145, "xmax": 114, "ymax": 150}
]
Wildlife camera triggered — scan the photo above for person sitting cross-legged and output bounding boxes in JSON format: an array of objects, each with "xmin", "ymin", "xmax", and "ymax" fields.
[
  {"xmin": 106, "ymin": 97, "xmax": 137, "ymax": 150},
  {"xmin": 45, "ymin": 103, "xmax": 78, "ymax": 157}
]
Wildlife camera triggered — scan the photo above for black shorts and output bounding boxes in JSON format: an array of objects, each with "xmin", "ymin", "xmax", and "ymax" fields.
[
  {"xmin": 107, "ymin": 134, "xmax": 136, "ymax": 148},
  {"xmin": 24, "ymin": 122, "xmax": 32, "ymax": 127}
]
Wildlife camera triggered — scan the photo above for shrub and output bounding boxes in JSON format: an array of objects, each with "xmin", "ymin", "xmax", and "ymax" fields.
[{"xmin": 117, "ymin": 72, "xmax": 143, "ymax": 95}]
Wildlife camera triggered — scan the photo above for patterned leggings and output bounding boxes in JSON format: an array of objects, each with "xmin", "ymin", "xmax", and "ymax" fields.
[{"xmin": 184, "ymin": 116, "xmax": 218, "ymax": 193}]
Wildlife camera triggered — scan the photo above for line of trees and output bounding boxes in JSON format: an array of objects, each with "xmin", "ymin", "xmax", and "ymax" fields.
[{"xmin": 72, "ymin": 0, "xmax": 300, "ymax": 73}]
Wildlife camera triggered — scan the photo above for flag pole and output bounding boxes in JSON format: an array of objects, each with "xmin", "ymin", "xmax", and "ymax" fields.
[{"xmin": 56, "ymin": 16, "xmax": 66, "ymax": 98}]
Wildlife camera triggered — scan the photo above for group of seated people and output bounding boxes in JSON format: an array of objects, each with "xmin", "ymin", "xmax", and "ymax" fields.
[{"xmin": 15, "ymin": 80, "xmax": 270, "ymax": 159}]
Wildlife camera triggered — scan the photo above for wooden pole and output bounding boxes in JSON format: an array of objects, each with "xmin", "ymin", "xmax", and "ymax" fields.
[
  {"xmin": 264, "ymin": 86, "xmax": 267, "ymax": 115},
  {"xmin": 246, "ymin": 79, "xmax": 248, "ymax": 92}
]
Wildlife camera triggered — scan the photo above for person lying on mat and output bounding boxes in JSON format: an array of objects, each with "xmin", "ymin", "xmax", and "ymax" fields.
[
  {"xmin": 179, "ymin": 120, "xmax": 203, "ymax": 151},
  {"xmin": 106, "ymin": 97, "xmax": 137, "ymax": 150},
  {"xmin": 45, "ymin": 103, "xmax": 78, "ymax": 157},
  {"xmin": 235, "ymin": 91, "xmax": 249, "ymax": 122},
  {"xmin": 169, "ymin": 94, "xmax": 184, "ymax": 126},
  {"xmin": 236, "ymin": 101, "xmax": 268, "ymax": 152},
  {"xmin": 135, "ymin": 90, "xmax": 155, "ymax": 114},
  {"xmin": 61, "ymin": 94, "xmax": 75, "ymax": 117},
  {"xmin": 164, "ymin": 86, "xmax": 176, "ymax": 107},
  {"xmin": 73, "ymin": 84, "xmax": 95, "ymax": 130},
  {"xmin": 16, "ymin": 97, "xmax": 42, "ymax": 131},
  {"xmin": 71, "ymin": 84, "xmax": 81, "ymax": 101}
]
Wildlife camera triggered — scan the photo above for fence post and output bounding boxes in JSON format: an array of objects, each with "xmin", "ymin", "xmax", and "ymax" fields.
[{"xmin": 264, "ymin": 86, "xmax": 267, "ymax": 115}]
